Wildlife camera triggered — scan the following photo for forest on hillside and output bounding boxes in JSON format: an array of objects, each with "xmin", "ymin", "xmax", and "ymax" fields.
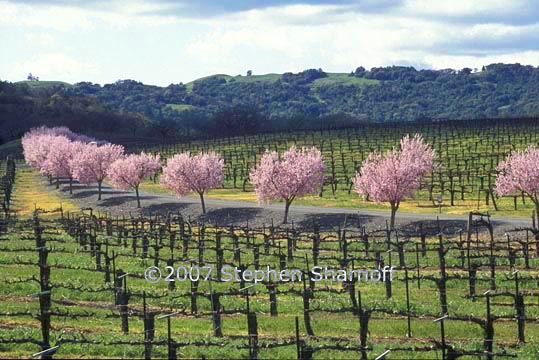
[
  {"xmin": 66, "ymin": 63, "xmax": 539, "ymax": 125},
  {"xmin": 2, "ymin": 63, "xmax": 539, "ymax": 144}
]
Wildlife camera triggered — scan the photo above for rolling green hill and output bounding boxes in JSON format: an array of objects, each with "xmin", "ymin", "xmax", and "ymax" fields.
[
  {"xmin": 5, "ymin": 63, "xmax": 539, "ymax": 140},
  {"xmin": 15, "ymin": 80, "xmax": 71, "ymax": 88},
  {"xmin": 64, "ymin": 64, "xmax": 539, "ymax": 127}
]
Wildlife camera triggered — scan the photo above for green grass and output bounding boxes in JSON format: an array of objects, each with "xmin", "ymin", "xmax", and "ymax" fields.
[
  {"xmin": 230, "ymin": 73, "xmax": 281, "ymax": 83},
  {"xmin": 185, "ymin": 74, "xmax": 233, "ymax": 92},
  {"xmin": 11, "ymin": 167, "xmax": 79, "ymax": 216},
  {"xmin": 15, "ymin": 80, "xmax": 71, "ymax": 88},
  {"xmin": 311, "ymin": 72, "xmax": 380, "ymax": 89},
  {"xmin": 2, "ymin": 166, "xmax": 539, "ymax": 357},
  {"xmin": 184, "ymin": 72, "xmax": 377, "ymax": 94},
  {"xmin": 1, "ymin": 203, "xmax": 538, "ymax": 358},
  {"xmin": 164, "ymin": 103, "xmax": 196, "ymax": 112},
  {"xmin": 185, "ymin": 73, "xmax": 281, "ymax": 93}
]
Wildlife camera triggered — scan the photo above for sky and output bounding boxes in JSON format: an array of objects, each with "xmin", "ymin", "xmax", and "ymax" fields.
[{"xmin": 1, "ymin": 0, "xmax": 538, "ymax": 86}]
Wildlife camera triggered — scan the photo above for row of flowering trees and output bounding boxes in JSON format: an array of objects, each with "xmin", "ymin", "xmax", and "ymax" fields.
[
  {"xmin": 22, "ymin": 127, "xmax": 159, "ymax": 207},
  {"xmin": 21, "ymin": 127, "xmax": 437, "ymax": 225},
  {"xmin": 23, "ymin": 126, "xmax": 539, "ymax": 227}
]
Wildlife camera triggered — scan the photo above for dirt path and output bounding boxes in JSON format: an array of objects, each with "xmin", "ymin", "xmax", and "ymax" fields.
[{"xmin": 39, "ymin": 174, "xmax": 532, "ymax": 233}]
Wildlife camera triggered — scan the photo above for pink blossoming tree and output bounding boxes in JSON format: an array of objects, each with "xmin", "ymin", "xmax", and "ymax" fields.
[
  {"xmin": 71, "ymin": 143, "xmax": 125, "ymax": 200},
  {"xmin": 22, "ymin": 133, "xmax": 57, "ymax": 171},
  {"xmin": 496, "ymin": 146, "xmax": 539, "ymax": 225},
  {"xmin": 40, "ymin": 136, "xmax": 84, "ymax": 192},
  {"xmin": 108, "ymin": 152, "xmax": 161, "ymax": 208},
  {"xmin": 22, "ymin": 127, "xmax": 94, "ymax": 188},
  {"xmin": 250, "ymin": 146, "xmax": 326, "ymax": 224},
  {"xmin": 160, "ymin": 152, "xmax": 224, "ymax": 213},
  {"xmin": 353, "ymin": 134, "xmax": 435, "ymax": 229}
]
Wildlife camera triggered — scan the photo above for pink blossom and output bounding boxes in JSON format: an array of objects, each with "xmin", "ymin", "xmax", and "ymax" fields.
[
  {"xmin": 22, "ymin": 127, "xmax": 93, "ymax": 170},
  {"xmin": 353, "ymin": 134, "xmax": 435, "ymax": 228},
  {"xmin": 41, "ymin": 137, "xmax": 88, "ymax": 193},
  {"xmin": 160, "ymin": 151, "xmax": 224, "ymax": 213},
  {"xmin": 108, "ymin": 152, "xmax": 161, "ymax": 208},
  {"xmin": 496, "ymin": 146, "xmax": 539, "ymax": 224},
  {"xmin": 250, "ymin": 145, "xmax": 326, "ymax": 223},
  {"xmin": 71, "ymin": 143, "xmax": 125, "ymax": 200},
  {"xmin": 22, "ymin": 134, "xmax": 58, "ymax": 170}
]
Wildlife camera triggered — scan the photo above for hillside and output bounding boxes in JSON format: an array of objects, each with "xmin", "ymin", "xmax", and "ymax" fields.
[
  {"xmin": 0, "ymin": 80, "xmax": 157, "ymax": 147},
  {"xmin": 63, "ymin": 64, "xmax": 539, "ymax": 128},
  {"xmin": 5, "ymin": 63, "xmax": 539, "ymax": 142},
  {"xmin": 15, "ymin": 80, "xmax": 71, "ymax": 88}
]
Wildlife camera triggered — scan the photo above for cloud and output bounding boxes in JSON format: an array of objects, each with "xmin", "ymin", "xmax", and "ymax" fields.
[
  {"xmin": 6, "ymin": 53, "xmax": 99, "ymax": 83},
  {"xmin": 399, "ymin": 23, "xmax": 539, "ymax": 56},
  {"xmin": 24, "ymin": 33, "xmax": 55, "ymax": 47},
  {"xmin": 401, "ymin": 0, "xmax": 539, "ymax": 26},
  {"xmin": 0, "ymin": 1, "xmax": 95, "ymax": 30},
  {"xmin": 3, "ymin": 0, "xmax": 403, "ymax": 18},
  {"xmin": 1, "ymin": 0, "xmax": 539, "ymax": 85},
  {"xmin": 0, "ymin": 0, "xmax": 178, "ymax": 31}
]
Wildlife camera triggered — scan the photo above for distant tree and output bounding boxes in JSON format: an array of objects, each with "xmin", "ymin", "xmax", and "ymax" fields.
[
  {"xmin": 108, "ymin": 152, "xmax": 161, "ymax": 208},
  {"xmin": 160, "ymin": 152, "xmax": 224, "ymax": 214},
  {"xmin": 250, "ymin": 146, "xmax": 326, "ymax": 223},
  {"xmin": 461, "ymin": 67, "xmax": 472, "ymax": 75},
  {"xmin": 353, "ymin": 134, "xmax": 436, "ymax": 229},
  {"xmin": 354, "ymin": 66, "xmax": 366, "ymax": 77},
  {"xmin": 71, "ymin": 143, "xmax": 125, "ymax": 200},
  {"xmin": 496, "ymin": 146, "xmax": 539, "ymax": 225},
  {"xmin": 210, "ymin": 105, "xmax": 265, "ymax": 136},
  {"xmin": 152, "ymin": 118, "xmax": 178, "ymax": 139},
  {"xmin": 247, "ymin": 70, "xmax": 253, "ymax": 76}
]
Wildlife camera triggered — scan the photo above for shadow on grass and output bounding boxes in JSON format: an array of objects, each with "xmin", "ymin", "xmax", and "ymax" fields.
[
  {"xmin": 141, "ymin": 202, "xmax": 192, "ymax": 216},
  {"xmin": 59, "ymin": 184, "xmax": 88, "ymax": 192},
  {"xmin": 296, "ymin": 213, "xmax": 379, "ymax": 231},
  {"xmin": 200, "ymin": 207, "xmax": 264, "ymax": 226},
  {"xmin": 71, "ymin": 190, "xmax": 128, "ymax": 199},
  {"xmin": 397, "ymin": 219, "xmax": 468, "ymax": 237},
  {"xmin": 99, "ymin": 195, "xmax": 157, "ymax": 207}
]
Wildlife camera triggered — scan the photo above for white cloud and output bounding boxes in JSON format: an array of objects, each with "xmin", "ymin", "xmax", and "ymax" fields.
[
  {"xmin": 25, "ymin": 33, "xmax": 55, "ymax": 47},
  {"xmin": 424, "ymin": 51, "xmax": 539, "ymax": 71},
  {"xmin": 1, "ymin": 0, "xmax": 539, "ymax": 85},
  {"xmin": 0, "ymin": 1, "xmax": 95, "ymax": 31},
  {"xmin": 6, "ymin": 53, "xmax": 99, "ymax": 82},
  {"xmin": 0, "ymin": 0, "xmax": 178, "ymax": 32}
]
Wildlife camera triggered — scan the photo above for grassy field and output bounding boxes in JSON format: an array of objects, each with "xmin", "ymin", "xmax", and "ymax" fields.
[
  {"xmin": 10, "ymin": 166, "xmax": 79, "ymax": 217},
  {"xmin": 1, "ymin": 168, "xmax": 539, "ymax": 358},
  {"xmin": 165, "ymin": 104, "xmax": 197, "ymax": 112},
  {"xmin": 311, "ymin": 73, "xmax": 379, "ymax": 89},
  {"xmin": 183, "ymin": 72, "xmax": 374, "ymax": 94},
  {"xmin": 15, "ymin": 80, "xmax": 71, "ymax": 88}
]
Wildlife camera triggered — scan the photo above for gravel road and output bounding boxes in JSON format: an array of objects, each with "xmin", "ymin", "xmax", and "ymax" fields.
[{"xmin": 41, "ymin": 175, "xmax": 534, "ymax": 234}]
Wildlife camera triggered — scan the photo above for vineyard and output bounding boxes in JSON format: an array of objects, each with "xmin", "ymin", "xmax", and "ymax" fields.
[
  {"xmin": 138, "ymin": 118, "xmax": 539, "ymax": 217},
  {"xmin": 1, "ymin": 157, "xmax": 539, "ymax": 359}
]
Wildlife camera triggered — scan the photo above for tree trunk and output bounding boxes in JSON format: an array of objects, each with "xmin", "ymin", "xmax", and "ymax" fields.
[
  {"xmin": 135, "ymin": 186, "xmax": 141, "ymax": 208},
  {"xmin": 69, "ymin": 177, "xmax": 73, "ymax": 195},
  {"xmin": 390, "ymin": 202, "xmax": 399, "ymax": 230},
  {"xmin": 98, "ymin": 181, "xmax": 102, "ymax": 200},
  {"xmin": 283, "ymin": 199, "xmax": 292, "ymax": 224},
  {"xmin": 56, "ymin": 176, "xmax": 60, "ymax": 189},
  {"xmin": 199, "ymin": 192, "xmax": 206, "ymax": 214}
]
